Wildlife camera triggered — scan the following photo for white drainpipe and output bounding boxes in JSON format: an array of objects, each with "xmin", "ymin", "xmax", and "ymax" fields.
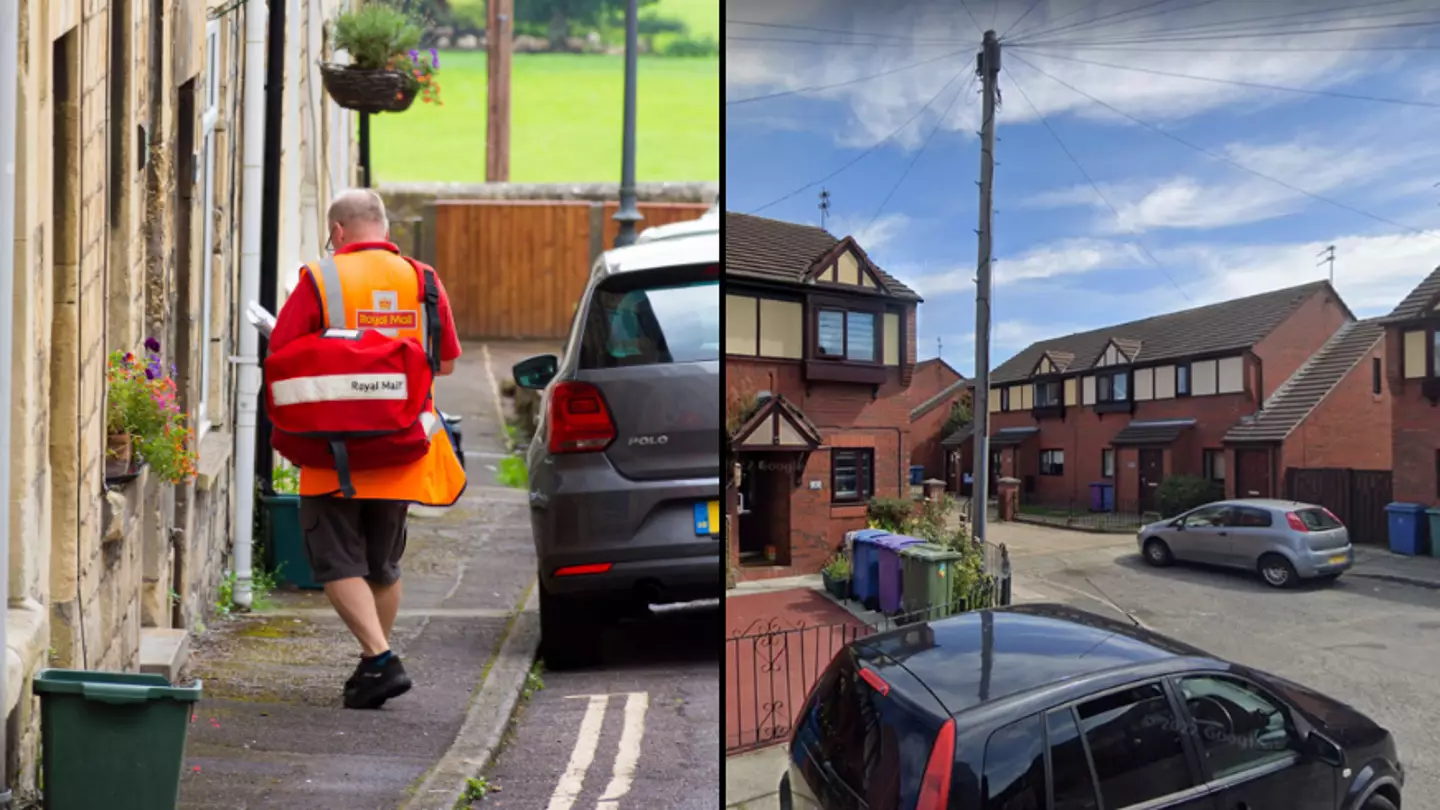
[
  {"xmin": 232, "ymin": 1, "xmax": 270, "ymax": 609},
  {"xmin": 0, "ymin": 0, "xmax": 19, "ymax": 794}
]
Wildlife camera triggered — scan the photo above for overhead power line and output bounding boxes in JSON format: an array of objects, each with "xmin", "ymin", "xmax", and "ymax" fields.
[
  {"xmin": 725, "ymin": 20, "xmax": 937, "ymax": 41},
  {"xmin": 999, "ymin": 65, "xmax": 1191, "ymax": 301},
  {"xmin": 1009, "ymin": 48, "xmax": 1440, "ymax": 109},
  {"xmin": 864, "ymin": 74, "xmax": 978, "ymax": 231},
  {"xmin": 1012, "ymin": 0, "xmax": 1225, "ymax": 45},
  {"xmin": 1032, "ymin": 0, "xmax": 1435, "ymax": 46},
  {"xmin": 727, "ymin": 49, "xmax": 968, "ymax": 106},
  {"xmin": 727, "ymin": 35, "xmax": 961, "ymax": 48},
  {"xmin": 1005, "ymin": 51, "xmax": 1436, "ymax": 239},
  {"xmin": 748, "ymin": 68, "xmax": 971, "ymax": 215},
  {"xmin": 1001, "ymin": 0, "xmax": 1047, "ymax": 39},
  {"xmin": 1015, "ymin": 42, "xmax": 1440, "ymax": 52},
  {"xmin": 1019, "ymin": 17, "xmax": 1440, "ymax": 47}
]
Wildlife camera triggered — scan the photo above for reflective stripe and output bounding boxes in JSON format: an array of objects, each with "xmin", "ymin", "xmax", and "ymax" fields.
[
  {"xmin": 318, "ymin": 256, "xmax": 347, "ymax": 328},
  {"xmin": 272, "ymin": 373, "xmax": 409, "ymax": 406}
]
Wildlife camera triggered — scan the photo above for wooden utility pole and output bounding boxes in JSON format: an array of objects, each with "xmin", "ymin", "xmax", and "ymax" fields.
[
  {"xmin": 1318, "ymin": 244, "xmax": 1336, "ymax": 284},
  {"xmin": 486, "ymin": 0, "xmax": 513, "ymax": 181},
  {"xmin": 971, "ymin": 30, "xmax": 1000, "ymax": 544}
]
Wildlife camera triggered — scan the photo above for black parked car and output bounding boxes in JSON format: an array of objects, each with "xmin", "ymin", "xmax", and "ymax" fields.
[{"xmin": 780, "ymin": 603, "xmax": 1402, "ymax": 810}]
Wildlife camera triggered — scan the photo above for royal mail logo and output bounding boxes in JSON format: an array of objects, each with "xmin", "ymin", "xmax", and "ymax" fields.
[
  {"xmin": 356, "ymin": 309, "xmax": 418, "ymax": 329},
  {"xmin": 352, "ymin": 378, "xmax": 406, "ymax": 394}
]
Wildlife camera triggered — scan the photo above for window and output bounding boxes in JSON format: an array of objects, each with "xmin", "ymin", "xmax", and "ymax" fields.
[
  {"xmin": 1176, "ymin": 675, "xmax": 1299, "ymax": 778},
  {"xmin": 1000, "ymin": 387, "xmax": 1011, "ymax": 411},
  {"xmin": 1097, "ymin": 371, "xmax": 1129, "ymax": 402},
  {"xmin": 814, "ymin": 307, "xmax": 878, "ymax": 363},
  {"xmin": 1293, "ymin": 508, "xmax": 1342, "ymax": 531},
  {"xmin": 1203, "ymin": 449, "xmax": 1226, "ymax": 483},
  {"xmin": 1232, "ymin": 506, "xmax": 1273, "ymax": 527},
  {"xmin": 1434, "ymin": 330, "xmax": 1440, "ymax": 377},
  {"xmin": 1040, "ymin": 449, "xmax": 1064, "ymax": 477},
  {"xmin": 1047, "ymin": 710, "xmax": 1101, "ymax": 810},
  {"xmin": 196, "ymin": 18, "xmax": 221, "ymax": 434},
  {"xmin": 1373, "ymin": 357, "xmax": 1382, "ymax": 395},
  {"xmin": 1176, "ymin": 363, "xmax": 1191, "ymax": 396},
  {"xmin": 983, "ymin": 715, "xmax": 1045, "ymax": 809},
  {"xmin": 1182, "ymin": 505, "xmax": 1231, "ymax": 528},
  {"xmin": 1436, "ymin": 450, "xmax": 1440, "ymax": 499},
  {"xmin": 1034, "ymin": 380, "xmax": 1061, "ymax": 407},
  {"xmin": 580, "ymin": 271, "xmax": 719, "ymax": 368},
  {"xmin": 1076, "ymin": 682, "xmax": 1194, "ymax": 808},
  {"xmin": 1101, "ymin": 448, "xmax": 1115, "ymax": 479},
  {"xmin": 831, "ymin": 448, "xmax": 874, "ymax": 503}
]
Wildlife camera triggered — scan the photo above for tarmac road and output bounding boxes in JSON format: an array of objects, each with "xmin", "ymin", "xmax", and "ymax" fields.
[
  {"xmin": 1020, "ymin": 542, "xmax": 1440, "ymax": 810},
  {"xmin": 475, "ymin": 602, "xmax": 721, "ymax": 809}
]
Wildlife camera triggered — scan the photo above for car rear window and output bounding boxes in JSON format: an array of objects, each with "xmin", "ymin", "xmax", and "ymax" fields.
[
  {"xmin": 578, "ymin": 266, "xmax": 718, "ymax": 369},
  {"xmin": 1295, "ymin": 508, "xmax": 1342, "ymax": 531}
]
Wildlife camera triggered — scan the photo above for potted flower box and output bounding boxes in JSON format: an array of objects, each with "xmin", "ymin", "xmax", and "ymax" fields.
[
  {"xmin": 322, "ymin": 5, "xmax": 442, "ymax": 114},
  {"xmin": 821, "ymin": 553, "xmax": 852, "ymax": 601}
]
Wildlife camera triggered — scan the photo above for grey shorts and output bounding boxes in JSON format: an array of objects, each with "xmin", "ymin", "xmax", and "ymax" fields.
[{"xmin": 299, "ymin": 497, "xmax": 409, "ymax": 585}]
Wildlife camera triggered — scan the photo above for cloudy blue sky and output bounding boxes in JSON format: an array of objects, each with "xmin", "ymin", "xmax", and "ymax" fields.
[{"xmin": 725, "ymin": 0, "xmax": 1440, "ymax": 374}]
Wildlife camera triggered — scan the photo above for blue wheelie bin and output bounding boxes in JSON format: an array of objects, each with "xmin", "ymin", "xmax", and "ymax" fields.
[
  {"xmin": 1385, "ymin": 503, "xmax": 1429, "ymax": 556},
  {"xmin": 849, "ymin": 529, "xmax": 890, "ymax": 609}
]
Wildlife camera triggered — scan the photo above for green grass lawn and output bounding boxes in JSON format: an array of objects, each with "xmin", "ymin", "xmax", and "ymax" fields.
[{"xmin": 370, "ymin": 52, "xmax": 718, "ymax": 184}]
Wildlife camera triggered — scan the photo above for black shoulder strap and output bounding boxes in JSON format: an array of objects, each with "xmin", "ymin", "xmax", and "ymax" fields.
[{"xmin": 405, "ymin": 256, "xmax": 444, "ymax": 375}]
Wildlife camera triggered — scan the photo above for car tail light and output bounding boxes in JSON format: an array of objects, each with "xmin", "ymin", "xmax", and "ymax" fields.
[
  {"xmin": 915, "ymin": 718, "xmax": 956, "ymax": 810},
  {"xmin": 1286, "ymin": 512, "xmax": 1310, "ymax": 532},
  {"xmin": 858, "ymin": 668, "xmax": 890, "ymax": 697},
  {"xmin": 548, "ymin": 381, "xmax": 616, "ymax": 454},
  {"xmin": 554, "ymin": 563, "xmax": 613, "ymax": 577}
]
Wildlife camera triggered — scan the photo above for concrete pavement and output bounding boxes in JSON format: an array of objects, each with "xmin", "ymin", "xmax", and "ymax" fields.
[{"xmin": 178, "ymin": 342, "xmax": 541, "ymax": 810}]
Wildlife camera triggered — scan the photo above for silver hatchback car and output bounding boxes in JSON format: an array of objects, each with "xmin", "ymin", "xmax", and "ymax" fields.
[
  {"xmin": 512, "ymin": 219, "xmax": 720, "ymax": 670},
  {"xmin": 1137, "ymin": 499, "xmax": 1353, "ymax": 588}
]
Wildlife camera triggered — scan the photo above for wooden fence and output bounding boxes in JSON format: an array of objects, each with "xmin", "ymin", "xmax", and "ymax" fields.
[
  {"xmin": 1284, "ymin": 467, "xmax": 1393, "ymax": 545},
  {"xmin": 433, "ymin": 200, "xmax": 711, "ymax": 339}
]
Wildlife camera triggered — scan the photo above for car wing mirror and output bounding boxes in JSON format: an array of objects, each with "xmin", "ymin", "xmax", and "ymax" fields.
[
  {"xmin": 513, "ymin": 354, "xmax": 559, "ymax": 390},
  {"xmin": 1305, "ymin": 731, "xmax": 1345, "ymax": 767}
]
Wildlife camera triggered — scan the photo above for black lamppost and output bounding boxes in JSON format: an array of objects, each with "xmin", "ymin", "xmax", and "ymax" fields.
[{"xmin": 612, "ymin": 0, "xmax": 642, "ymax": 247}]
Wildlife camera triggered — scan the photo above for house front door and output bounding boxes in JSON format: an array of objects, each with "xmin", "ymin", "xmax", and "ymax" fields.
[
  {"xmin": 1138, "ymin": 448, "xmax": 1164, "ymax": 512},
  {"xmin": 1235, "ymin": 448, "xmax": 1272, "ymax": 498},
  {"xmin": 736, "ymin": 454, "xmax": 794, "ymax": 567}
]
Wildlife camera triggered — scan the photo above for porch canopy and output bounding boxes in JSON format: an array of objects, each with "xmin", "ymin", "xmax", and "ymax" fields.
[
  {"xmin": 1109, "ymin": 418, "xmax": 1196, "ymax": 446},
  {"xmin": 989, "ymin": 426, "xmax": 1039, "ymax": 447},
  {"xmin": 941, "ymin": 425, "xmax": 974, "ymax": 447},
  {"xmin": 731, "ymin": 394, "xmax": 823, "ymax": 452}
]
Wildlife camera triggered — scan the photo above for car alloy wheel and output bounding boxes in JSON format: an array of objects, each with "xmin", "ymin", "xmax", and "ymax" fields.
[
  {"xmin": 1143, "ymin": 539, "xmax": 1172, "ymax": 566},
  {"xmin": 1259, "ymin": 554, "xmax": 1295, "ymax": 588}
]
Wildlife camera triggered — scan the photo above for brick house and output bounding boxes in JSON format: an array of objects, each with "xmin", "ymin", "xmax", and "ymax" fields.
[
  {"xmin": 908, "ymin": 358, "xmax": 970, "ymax": 484},
  {"xmin": 3, "ymin": 0, "xmax": 352, "ymax": 790},
  {"xmin": 984, "ymin": 281, "xmax": 1388, "ymax": 513},
  {"xmin": 725, "ymin": 212, "xmax": 920, "ymax": 579},
  {"xmin": 1382, "ymin": 266, "xmax": 1440, "ymax": 506}
]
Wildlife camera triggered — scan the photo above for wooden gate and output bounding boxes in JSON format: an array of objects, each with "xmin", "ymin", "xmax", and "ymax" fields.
[
  {"xmin": 434, "ymin": 200, "xmax": 711, "ymax": 339},
  {"xmin": 1283, "ymin": 467, "xmax": 1393, "ymax": 544}
]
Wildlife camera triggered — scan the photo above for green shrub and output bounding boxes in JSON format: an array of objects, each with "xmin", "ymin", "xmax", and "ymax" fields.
[
  {"xmin": 821, "ymin": 553, "xmax": 851, "ymax": 580},
  {"xmin": 333, "ymin": 3, "xmax": 423, "ymax": 71},
  {"xmin": 867, "ymin": 497, "xmax": 913, "ymax": 533},
  {"xmin": 1156, "ymin": 475, "xmax": 1224, "ymax": 518},
  {"xmin": 661, "ymin": 35, "xmax": 718, "ymax": 56}
]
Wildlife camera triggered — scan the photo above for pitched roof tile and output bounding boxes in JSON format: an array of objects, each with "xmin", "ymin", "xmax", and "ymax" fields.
[{"xmin": 724, "ymin": 212, "xmax": 920, "ymax": 299}]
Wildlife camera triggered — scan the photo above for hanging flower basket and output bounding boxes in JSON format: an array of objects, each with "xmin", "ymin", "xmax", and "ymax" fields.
[{"xmin": 320, "ymin": 64, "xmax": 417, "ymax": 114}]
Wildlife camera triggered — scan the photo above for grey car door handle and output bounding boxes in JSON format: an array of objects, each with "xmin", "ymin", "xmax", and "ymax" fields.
[{"xmin": 1217, "ymin": 531, "xmax": 1228, "ymax": 536}]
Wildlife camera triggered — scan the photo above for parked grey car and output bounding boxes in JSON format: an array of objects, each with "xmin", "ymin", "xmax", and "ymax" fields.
[
  {"xmin": 1138, "ymin": 499, "xmax": 1353, "ymax": 588},
  {"xmin": 512, "ymin": 220, "xmax": 719, "ymax": 670}
]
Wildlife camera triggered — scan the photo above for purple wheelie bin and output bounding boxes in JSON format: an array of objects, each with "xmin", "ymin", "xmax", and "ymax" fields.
[
  {"xmin": 849, "ymin": 529, "xmax": 891, "ymax": 609},
  {"xmin": 876, "ymin": 534, "xmax": 925, "ymax": 615}
]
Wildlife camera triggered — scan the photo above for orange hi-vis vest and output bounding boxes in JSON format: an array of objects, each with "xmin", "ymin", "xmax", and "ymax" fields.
[{"xmin": 295, "ymin": 249, "xmax": 467, "ymax": 506}]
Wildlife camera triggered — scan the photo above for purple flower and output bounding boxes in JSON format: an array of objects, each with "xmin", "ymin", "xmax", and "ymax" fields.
[
  {"xmin": 145, "ymin": 337, "xmax": 161, "ymax": 352},
  {"xmin": 430, "ymin": 48, "xmax": 438, "ymax": 68},
  {"xmin": 409, "ymin": 49, "xmax": 419, "ymax": 64},
  {"xmin": 145, "ymin": 367, "xmax": 156, "ymax": 381},
  {"xmin": 124, "ymin": 352, "xmax": 134, "ymax": 363}
]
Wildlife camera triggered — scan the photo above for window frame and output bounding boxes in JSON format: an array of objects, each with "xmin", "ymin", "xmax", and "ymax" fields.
[
  {"xmin": 808, "ymin": 296, "xmax": 883, "ymax": 365},
  {"xmin": 830, "ymin": 447, "xmax": 875, "ymax": 504},
  {"xmin": 1167, "ymin": 671, "xmax": 1305, "ymax": 785},
  {"xmin": 1372, "ymin": 356, "xmax": 1382, "ymax": 396},
  {"xmin": 1202, "ymin": 448, "xmax": 1226, "ymax": 484},
  {"xmin": 1039, "ymin": 449, "xmax": 1065, "ymax": 477},
  {"xmin": 1176, "ymin": 363, "xmax": 1192, "ymax": 397},
  {"xmin": 1045, "ymin": 677, "xmax": 1208, "ymax": 810},
  {"xmin": 1101, "ymin": 448, "xmax": 1115, "ymax": 479},
  {"xmin": 195, "ymin": 17, "xmax": 221, "ymax": 439},
  {"xmin": 1000, "ymin": 387, "xmax": 1011, "ymax": 412}
]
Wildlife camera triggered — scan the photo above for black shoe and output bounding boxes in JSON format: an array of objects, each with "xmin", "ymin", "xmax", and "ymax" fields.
[{"xmin": 343, "ymin": 654, "xmax": 412, "ymax": 709}]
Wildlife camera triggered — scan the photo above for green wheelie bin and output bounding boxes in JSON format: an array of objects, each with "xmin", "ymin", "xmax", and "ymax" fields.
[
  {"xmin": 34, "ymin": 668, "xmax": 203, "ymax": 810},
  {"xmin": 900, "ymin": 543, "xmax": 964, "ymax": 621}
]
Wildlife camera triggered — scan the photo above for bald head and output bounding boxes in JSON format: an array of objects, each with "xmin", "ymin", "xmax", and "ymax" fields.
[{"xmin": 326, "ymin": 189, "xmax": 389, "ymax": 250}]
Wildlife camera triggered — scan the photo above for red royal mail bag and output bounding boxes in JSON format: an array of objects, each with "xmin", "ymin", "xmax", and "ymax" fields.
[{"xmin": 265, "ymin": 256, "xmax": 444, "ymax": 497}]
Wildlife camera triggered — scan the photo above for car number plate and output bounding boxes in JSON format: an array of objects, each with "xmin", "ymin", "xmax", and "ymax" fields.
[
  {"xmin": 694, "ymin": 501, "xmax": 720, "ymax": 536},
  {"xmin": 1328, "ymin": 554, "xmax": 1347, "ymax": 565}
]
